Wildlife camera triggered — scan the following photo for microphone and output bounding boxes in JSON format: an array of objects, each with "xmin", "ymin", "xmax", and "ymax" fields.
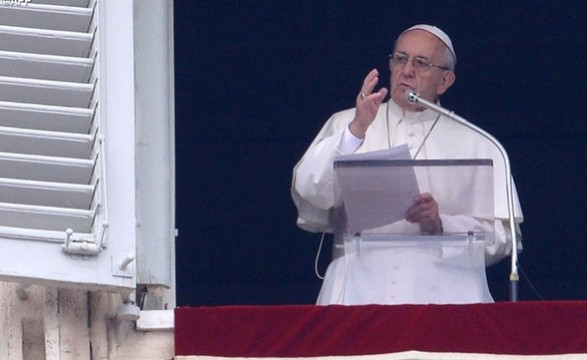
[
  {"xmin": 405, "ymin": 90, "xmax": 521, "ymax": 302},
  {"xmin": 406, "ymin": 90, "xmax": 419, "ymax": 104},
  {"xmin": 405, "ymin": 90, "xmax": 456, "ymax": 118}
]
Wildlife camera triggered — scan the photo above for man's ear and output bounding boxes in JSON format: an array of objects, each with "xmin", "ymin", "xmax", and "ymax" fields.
[{"xmin": 437, "ymin": 71, "xmax": 456, "ymax": 96}]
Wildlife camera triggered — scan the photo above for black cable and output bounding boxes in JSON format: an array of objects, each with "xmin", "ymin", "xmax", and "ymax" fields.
[{"xmin": 517, "ymin": 261, "xmax": 545, "ymax": 301}]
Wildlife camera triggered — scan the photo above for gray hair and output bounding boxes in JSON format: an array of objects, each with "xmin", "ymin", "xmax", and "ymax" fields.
[{"xmin": 439, "ymin": 45, "xmax": 456, "ymax": 71}]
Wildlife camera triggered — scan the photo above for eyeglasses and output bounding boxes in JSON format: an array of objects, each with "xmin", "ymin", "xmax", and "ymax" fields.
[{"xmin": 389, "ymin": 52, "xmax": 449, "ymax": 72}]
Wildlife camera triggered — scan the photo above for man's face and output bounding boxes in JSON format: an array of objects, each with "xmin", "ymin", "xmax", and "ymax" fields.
[{"xmin": 389, "ymin": 30, "xmax": 455, "ymax": 111}]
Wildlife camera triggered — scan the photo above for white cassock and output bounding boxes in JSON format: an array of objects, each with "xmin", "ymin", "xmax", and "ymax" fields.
[{"xmin": 292, "ymin": 100, "xmax": 524, "ymax": 305}]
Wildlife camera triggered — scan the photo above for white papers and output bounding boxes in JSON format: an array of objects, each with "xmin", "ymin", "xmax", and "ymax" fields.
[
  {"xmin": 334, "ymin": 144, "xmax": 412, "ymax": 162},
  {"xmin": 334, "ymin": 145, "xmax": 420, "ymax": 233}
]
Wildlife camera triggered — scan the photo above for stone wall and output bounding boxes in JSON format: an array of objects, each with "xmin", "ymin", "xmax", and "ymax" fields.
[{"xmin": 0, "ymin": 282, "xmax": 174, "ymax": 360}]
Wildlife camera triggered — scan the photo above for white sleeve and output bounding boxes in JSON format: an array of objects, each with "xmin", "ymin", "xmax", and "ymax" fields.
[
  {"xmin": 293, "ymin": 126, "xmax": 345, "ymax": 211},
  {"xmin": 291, "ymin": 111, "xmax": 356, "ymax": 232},
  {"xmin": 338, "ymin": 126, "xmax": 364, "ymax": 154}
]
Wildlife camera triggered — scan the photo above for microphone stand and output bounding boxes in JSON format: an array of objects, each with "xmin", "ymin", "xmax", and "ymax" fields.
[{"xmin": 406, "ymin": 91, "xmax": 519, "ymax": 302}]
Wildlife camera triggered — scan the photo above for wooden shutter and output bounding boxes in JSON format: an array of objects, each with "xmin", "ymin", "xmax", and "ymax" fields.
[{"xmin": 0, "ymin": 0, "xmax": 137, "ymax": 293}]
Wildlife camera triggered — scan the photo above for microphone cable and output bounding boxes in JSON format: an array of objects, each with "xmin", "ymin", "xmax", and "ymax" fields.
[
  {"xmin": 517, "ymin": 260, "xmax": 545, "ymax": 300},
  {"xmin": 314, "ymin": 232, "xmax": 326, "ymax": 280}
]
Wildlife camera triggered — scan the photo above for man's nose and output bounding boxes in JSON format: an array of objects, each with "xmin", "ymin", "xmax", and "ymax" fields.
[{"xmin": 401, "ymin": 59, "xmax": 416, "ymax": 75}]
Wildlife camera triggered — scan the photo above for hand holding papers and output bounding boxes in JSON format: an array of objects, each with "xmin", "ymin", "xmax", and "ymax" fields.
[
  {"xmin": 334, "ymin": 146, "xmax": 496, "ymax": 237},
  {"xmin": 334, "ymin": 145, "xmax": 420, "ymax": 234}
]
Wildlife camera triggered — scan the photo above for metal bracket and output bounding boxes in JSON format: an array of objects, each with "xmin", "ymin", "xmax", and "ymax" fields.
[
  {"xmin": 112, "ymin": 253, "xmax": 135, "ymax": 278},
  {"xmin": 62, "ymin": 223, "xmax": 108, "ymax": 256},
  {"xmin": 62, "ymin": 229, "xmax": 102, "ymax": 256}
]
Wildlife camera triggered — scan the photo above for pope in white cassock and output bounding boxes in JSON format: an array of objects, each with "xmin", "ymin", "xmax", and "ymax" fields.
[{"xmin": 291, "ymin": 25, "xmax": 524, "ymax": 305}]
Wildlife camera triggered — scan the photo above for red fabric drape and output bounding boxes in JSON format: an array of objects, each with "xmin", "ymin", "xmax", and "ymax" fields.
[{"xmin": 175, "ymin": 301, "xmax": 587, "ymax": 357}]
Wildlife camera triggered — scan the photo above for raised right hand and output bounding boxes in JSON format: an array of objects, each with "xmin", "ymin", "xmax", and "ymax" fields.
[{"xmin": 348, "ymin": 69, "xmax": 388, "ymax": 139}]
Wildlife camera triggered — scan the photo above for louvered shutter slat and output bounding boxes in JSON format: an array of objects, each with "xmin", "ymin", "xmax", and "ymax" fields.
[
  {"xmin": 0, "ymin": 76, "xmax": 93, "ymax": 107},
  {"xmin": 0, "ymin": 51, "xmax": 93, "ymax": 82},
  {"xmin": 0, "ymin": 126, "xmax": 94, "ymax": 158},
  {"xmin": 0, "ymin": 152, "xmax": 93, "ymax": 183},
  {"xmin": 0, "ymin": 101, "xmax": 93, "ymax": 133},
  {"xmin": 31, "ymin": 0, "xmax": 90, "ymax": 8},
  {"xmin": 0, "ymin": 3, "xmax": 93, "ymax": 32},
  {"xmin": 0, "ymin": 25, "xmax": 92, "ymax": 57},
  {"xmin": 0, "ymin": 202, "xmax": 93, "ymax": 232},
  {"xmin": 0, "ymin": 177, "xmax": 93, "ymax": 208}
]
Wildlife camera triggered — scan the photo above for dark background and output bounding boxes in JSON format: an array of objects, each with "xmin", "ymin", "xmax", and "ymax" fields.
[{"xmin": 173, "ymin": 1, "xmax": 587, "ymax": 306}]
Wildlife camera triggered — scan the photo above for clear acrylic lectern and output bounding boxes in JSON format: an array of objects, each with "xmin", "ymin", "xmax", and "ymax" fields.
[{"xmin": 331, "ymin": 158, "xmax": 496, "ymax": 304}]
